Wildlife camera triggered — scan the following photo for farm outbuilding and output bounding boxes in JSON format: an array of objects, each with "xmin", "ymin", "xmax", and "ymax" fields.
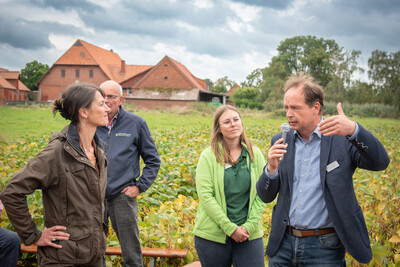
[
  {"xmin": 37, "ymin": 40, "xmax": 228, "ymax": 108},
  {"xmin": 0, "ymin": 68, "xmax": 30, "ymax": 105}
]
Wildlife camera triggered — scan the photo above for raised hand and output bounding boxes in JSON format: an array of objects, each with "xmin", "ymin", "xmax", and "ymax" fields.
[
  {"xmin": 267, "ymin": 138, "xmax": 288, "ymax": 173},
  {"xmin": 319, "ymin": 103, "xmax": 356, "ymax": 137}
]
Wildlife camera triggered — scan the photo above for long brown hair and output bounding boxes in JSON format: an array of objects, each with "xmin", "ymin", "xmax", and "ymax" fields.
[{"xmin": 211, "ymin": 105, "xmax": 254, "ymax": 166}]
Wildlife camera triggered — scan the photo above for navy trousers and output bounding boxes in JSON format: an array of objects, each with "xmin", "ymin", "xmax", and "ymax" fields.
[
  {"xmin": 0, "ymin": 227, "xmax": 21, "ymax": 267},
  {"xmin": 195, "ymin": 235, "xmax": 265, "ymax": 267}
]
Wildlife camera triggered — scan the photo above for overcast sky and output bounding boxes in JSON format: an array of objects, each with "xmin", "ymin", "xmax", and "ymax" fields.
[{"xmin": 1, "ymin": 0, "xmax": 399, "ymax": 83}]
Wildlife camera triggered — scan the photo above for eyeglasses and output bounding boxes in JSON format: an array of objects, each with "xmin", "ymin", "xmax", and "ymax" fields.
[
  {"xmin": 105, "ymin": 95, "xmax": 120, "ymax": 100},
  {"xmin": 220, "ymin": 117, "xmax": 241, "ymax": 126}
]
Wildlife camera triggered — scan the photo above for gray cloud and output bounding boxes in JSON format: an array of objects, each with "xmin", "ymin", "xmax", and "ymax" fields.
[
  {"xmin": 81, "ymin": 1, "xmax": 229, "ymax": 37},
  {"xmin": 0, "ymin": 13, "xmax": 86, "ymax": 50},
  {"xmin": 341, "ymin": 0, "xmax": 400, "ymax": 14},
  {"xmin": 0, "ymin": 15, "xmax": 52, "ymax": 49},
  {"xmin": 30, "ymin": 0, "xmax": 102, "ymax": 12},
  {"xmin": 1, "ymin": 0, "xmax": 399, "ymax": 82},
  {"xmin": 229, "ymin": 0, "xmax": 293, "ymax": 9},
  {"xmin": 76, "ymin": 1, "xmax": 245, "ymax": 57}
]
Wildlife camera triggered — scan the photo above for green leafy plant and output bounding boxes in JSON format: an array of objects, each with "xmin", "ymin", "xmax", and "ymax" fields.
[{"xmin": 0, "ymin": 109, "xmax": 398, "ymax": 266}]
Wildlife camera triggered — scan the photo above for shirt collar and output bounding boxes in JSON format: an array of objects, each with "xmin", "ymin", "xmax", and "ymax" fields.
[
  {"xmin": 294, "ymin": 119, "xmax": 323, "ymax": 140},
  {"xmin": 106, "ymin": 109, "xmax": 119, "ymax": 130}
]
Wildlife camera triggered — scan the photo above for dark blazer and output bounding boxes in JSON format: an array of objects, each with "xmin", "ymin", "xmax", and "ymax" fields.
[{"xmin": 257, "ymin": 124, "xmax": 390, "ymax": 264}]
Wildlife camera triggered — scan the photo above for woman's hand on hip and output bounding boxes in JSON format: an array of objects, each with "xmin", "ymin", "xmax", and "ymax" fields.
[{"xmin": 35, "ymin": 226, "xmax": 70, "ymax": 248}]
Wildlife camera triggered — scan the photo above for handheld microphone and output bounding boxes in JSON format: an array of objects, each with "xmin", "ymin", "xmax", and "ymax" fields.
[
  {"xmin": 281, "ymin": 123, "xmax": 291, "ymax": 144},
  {"xmin": 264, "ymin": 123, "xmax": 291, "ymax": 190},
  {"xmin": 279, "ymin": 123, "xmax": 291, "ymax": 162}
]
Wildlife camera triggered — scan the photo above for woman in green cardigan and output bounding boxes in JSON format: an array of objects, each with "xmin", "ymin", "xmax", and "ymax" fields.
[{"xmin": 193, "ymin": 105, "xmax": 266, "ymax": 266}]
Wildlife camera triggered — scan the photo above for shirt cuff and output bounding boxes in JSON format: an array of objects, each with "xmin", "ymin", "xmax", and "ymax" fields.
[
  {"xmin": 264, "ymin": 164, "xmax": 279, "ymax": 180},
  {"xmin": 347, "ymin": 122, "xmax": 359, "ymax": 140}
]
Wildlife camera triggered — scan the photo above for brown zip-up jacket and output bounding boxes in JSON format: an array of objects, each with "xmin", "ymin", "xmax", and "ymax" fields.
[{"xmin": 0, "ymin": 124, "xmax": 107, "ymax": 266}]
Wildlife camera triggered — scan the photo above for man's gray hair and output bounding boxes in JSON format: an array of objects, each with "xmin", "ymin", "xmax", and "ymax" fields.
[{"xmin": 99, "ymin": 80, "xmax": 123, "ymax": 96}]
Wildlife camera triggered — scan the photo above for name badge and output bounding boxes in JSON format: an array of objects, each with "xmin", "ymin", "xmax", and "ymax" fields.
[
  {"xmin": 116, "ymin": 133, "xmax": 131, "ymax": 137},
  {"xmin": 225, "ymin": 164, "xmax": 232, "ymax": 169},
  {"xmin": 326, "ymin": 161, "xmax": 340, "ymax": 172}
]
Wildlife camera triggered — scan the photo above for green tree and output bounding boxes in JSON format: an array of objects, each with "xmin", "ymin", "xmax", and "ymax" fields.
[
  {"xmin": 345, "ymin": 81, "xmax": 376, "ymax": 105},
  {"xmin": 325, "ymin": 49, "xmax": 363, "ymax": 103},
  {"xmin": 232, "ymin": 86, "xmax": 262, "ymax": 109},
  {"xmin": 272, "ymin": 35, "xmax": 363, "ymax": 88},
  {"xmin": 259, "ymin": 61, "xmax": 288, "ymax": 102},
  {"xmin": 232, "ymin": 86, "xmax": 259, "ymax": 102},
  {"xmin": 20, "ymin": 60, "xmax": 49, "ymax": 91},
  {"xmin": 240, "ymin": 68, "xmax": 263, "ymax": 88},
  {"xmin": 368, "ymin": 50, "xmax": 400, "ymax": 112},
  {"xmin": 211, "ymin": 76, "xmax": 235, "ymax": 93},
  {"xmin": 274, "ymin": 35, "xmax": 338, "ymax": 86}
]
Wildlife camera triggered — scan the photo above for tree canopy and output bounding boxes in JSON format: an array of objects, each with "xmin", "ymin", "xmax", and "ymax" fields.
[
  {"xmin": 210, "ymin": 76, "xmax": 235, "ymax": 93},
  {"xmin": 368, "ymin": 50, "xmax": 400, "ymax": 112},
  {"xmin": 229, "ymin": 35, "xmax": 400, "ymax": 113},
  {"xmin": 20, "ymin": 60, "xmax": 49, "ymax": 91}
]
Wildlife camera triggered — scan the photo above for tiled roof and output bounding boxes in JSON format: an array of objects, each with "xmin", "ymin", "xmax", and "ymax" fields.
[
  {"xmin": 0, "ymin": 68, "xmax": 29, "ymax": 91},
  {"xmin": 41, "ymin": 39, "xmax": 210, "ymax": 93},
  {"xmin": 18, "ymin": 80, "xmax": 30, "ymax": 91},
  {"xmin": 134, "ymin": 56, "xmax": 207, "ymax": 91},
  {"xmin": 1, "ymin": 71, "xmax": 20, "ymax": 80},
  {"xmin": 55, "ymin": 39, "xmax": 121, "ymax": 81},
  {"xmin": 168, "ymin": 57, "xmax": 207, "ymax": 91},
  {"xmin": 226, "ymin": 83, "xmax": 240, "ymax": 96},
  {"xmin": 194, "ymin": 77, "xmax": 208, "ymax": 91},
  {"xmin": 118, "ymin": 64, "xmax": 153, "ymax": 84},
  {"xmin": 52, "ymin": 40, "xmax": 155, "ymax": 84},
  {"xmin": 0, "ymin": 74, "xmax": 15, "ymax": 89}
]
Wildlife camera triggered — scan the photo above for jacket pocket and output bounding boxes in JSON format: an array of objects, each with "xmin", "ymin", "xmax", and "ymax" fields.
[
  {"xmin": 353, "ymin": 206, "xmax": 370, "ymax": 249},
  {"xmin": 66, "ymin": 162, "xmax": 85, "ymax": 173},
  {"xmin": 57, "ymin": 226, "xmax": 93, "ymax": 263},
  {"xmin": 37, "ymin": 246, "xmax": 59, "ymax": 265}
]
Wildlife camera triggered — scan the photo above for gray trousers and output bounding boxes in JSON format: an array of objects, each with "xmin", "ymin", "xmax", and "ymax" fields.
[{"xmin": 105, "ymin": 193, "xmax": 143, "ymax": 267}]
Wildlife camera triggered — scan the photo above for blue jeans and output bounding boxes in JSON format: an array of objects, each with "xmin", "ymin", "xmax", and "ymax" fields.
[
  {"xmin": 0, "ymin": 227, "xmax": 21, "ymax": 267},
  {"xmin": 268, "ymin": 231, "xmax": 345, "ymax": 266},
  {"xmin": 106, "ymin": 193, "xmax": 142, "ymax": 267},
  {"xmin": 195, "ymin": 235, "xmax": 265, "ymax": 267}
]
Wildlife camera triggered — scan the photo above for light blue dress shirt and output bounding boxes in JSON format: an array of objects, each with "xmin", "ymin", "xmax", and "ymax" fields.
[
  {"xmin": 266, "ymin": 121, "xmax": 360, "ymax": 229},
  {"xmin": 289, "ymin": 127, "xmax": 332, "ymax": 229}
]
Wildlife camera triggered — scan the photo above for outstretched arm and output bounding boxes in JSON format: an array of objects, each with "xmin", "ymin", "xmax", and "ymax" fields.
[{"xmin": 320, "ymin": 103, "xmax": 389, "ymax": 171}]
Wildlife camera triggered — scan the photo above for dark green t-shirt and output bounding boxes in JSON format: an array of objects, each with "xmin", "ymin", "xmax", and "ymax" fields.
[{"xmin": 224, "ymin": 148, "xmax": 251, "ymax": 225}]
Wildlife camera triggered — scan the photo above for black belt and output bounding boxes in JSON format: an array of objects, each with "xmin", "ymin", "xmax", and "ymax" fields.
[{"xmin": 287, "ymin": 226, "xmax": 335, "ymax": 237}]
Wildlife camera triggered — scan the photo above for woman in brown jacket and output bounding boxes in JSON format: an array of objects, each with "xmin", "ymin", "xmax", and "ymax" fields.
[{"xmin": 0, "ymin": 83, "xmax": 110, "ymax": 266}]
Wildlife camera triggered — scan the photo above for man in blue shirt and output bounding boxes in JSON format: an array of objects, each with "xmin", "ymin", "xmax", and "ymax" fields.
[
  {"xmin": 97, "ymin": 80, "xmax": 161, "ymax": 267},
  {"xmin": 257, "ymin": 72, "xmax": 390, "ymax": 265}
]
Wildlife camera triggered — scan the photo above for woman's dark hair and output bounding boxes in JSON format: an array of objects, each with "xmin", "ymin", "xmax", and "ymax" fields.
[{"xmin": 52, "ymin": 82, "xmax": 105, "ymax": 124}]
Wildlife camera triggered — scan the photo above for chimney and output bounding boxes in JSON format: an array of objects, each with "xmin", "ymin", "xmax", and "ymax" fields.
[{"xmin": 121, "ymin": 60, "xmax": 126, "ymax": 73}]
